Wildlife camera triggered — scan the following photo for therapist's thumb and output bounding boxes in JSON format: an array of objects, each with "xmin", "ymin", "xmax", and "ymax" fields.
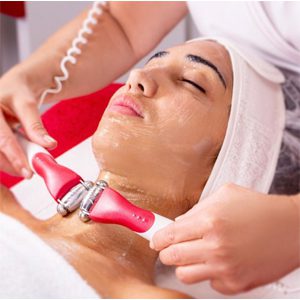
[{"xmin": 15, "ymin": 101, "xmax": 57, "ymax": 149}]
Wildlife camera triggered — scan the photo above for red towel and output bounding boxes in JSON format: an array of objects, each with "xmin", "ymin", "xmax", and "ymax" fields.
[
  {"xmin": 0, "ymin": 83, "xmax": 122, "ymax": 188},
  {"xmin": 0, "ymin": 1, "xmax": 26, "ymax": 18}
]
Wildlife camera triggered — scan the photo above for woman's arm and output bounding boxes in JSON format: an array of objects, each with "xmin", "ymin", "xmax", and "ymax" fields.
[{"xmin": 6, "ymin": 2, "xmax": 188, "ymax": 102}]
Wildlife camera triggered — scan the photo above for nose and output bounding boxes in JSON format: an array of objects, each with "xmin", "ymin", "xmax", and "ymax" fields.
[{"xmin": 126, "ymin": 69, "xmax": 158, "ymax": 97}]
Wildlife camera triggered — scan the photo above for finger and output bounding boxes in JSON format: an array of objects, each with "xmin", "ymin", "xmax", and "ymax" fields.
[
  {"xmin": 151, "ymin": 217, "xmax": 208, "ymax": 251},
  {"xmin": 175, "ymin": 203, "xmax": 200, "ymax": 221},
  {"xmin": 159, "ymin": 239, "xmax": 209, "ymax": 266},
  {"xmin": 0, "ymin": 152, "xmax": 19, "ymax": 176},
  {"xmin": 175, "ymin": 263, "xmax": 214, "ymax": 284},
  {"xmin": 210, "ymin": 279, "xmax": 238, "ymax": 295},
  {"xmin": 14, "ymin": 101, "xmax": 57, "ymax": 149},
  {"xmin": 175, "ymin": 197, "xmax": 218, "ymax": 222},
  {"xmin": 0, "ymin": 110, "xmax": 32, "ymax": 178}
]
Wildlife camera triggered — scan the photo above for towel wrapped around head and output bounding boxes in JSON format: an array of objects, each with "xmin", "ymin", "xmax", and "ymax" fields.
[{"xmin": 188, "ymin": 37, "xmax": 286, "ymax": 200}]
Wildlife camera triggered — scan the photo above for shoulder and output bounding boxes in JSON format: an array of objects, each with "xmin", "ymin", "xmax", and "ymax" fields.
[
  {"xmin": 0, "ymin": 184, "xmax": 19, "ymax": 213},
  {"xmin": 120, "ymin": 282, "xmax": 192, "ymax": 298},
  {"xmin": 0, "ymin": 184, "xmax": 41, "ymax": 229}
]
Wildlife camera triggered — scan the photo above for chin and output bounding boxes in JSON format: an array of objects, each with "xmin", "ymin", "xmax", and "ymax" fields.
[
  {"xmin": 93, "ymin": 134, "xmax": 169, "ymax": 197},
  {"xmin": 92, "ymin": 117, "xmax": 206, "ymax": 202}
]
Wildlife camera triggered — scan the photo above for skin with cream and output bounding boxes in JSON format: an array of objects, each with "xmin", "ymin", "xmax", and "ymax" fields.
[{"xmin": 0, "ymin": 40, "xmax": 232, "ymax": 298}]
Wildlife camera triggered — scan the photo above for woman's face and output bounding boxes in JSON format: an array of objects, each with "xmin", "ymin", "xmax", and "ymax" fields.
[{"xmin": 93, "ymin": 40, "xmax": 233, "ymax": 211}]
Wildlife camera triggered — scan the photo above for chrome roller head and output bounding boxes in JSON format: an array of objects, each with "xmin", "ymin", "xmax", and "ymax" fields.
[
  {"xmin": 57, "ymin": 181, "xmax": 94, "ymax": 216},
  {"xmin": 79, "ymin": 180, "xmax": 108, "ymax": 222}
]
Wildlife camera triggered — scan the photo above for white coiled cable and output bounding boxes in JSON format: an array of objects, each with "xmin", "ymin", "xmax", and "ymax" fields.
[{"xmin": 39, "ymin": 1, "xmax": 104, "ymax": 105}]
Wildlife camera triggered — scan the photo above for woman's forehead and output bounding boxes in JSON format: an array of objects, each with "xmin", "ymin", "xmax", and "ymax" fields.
[{"xmin": 168, "ymin": 40, "xmax": 228, "ymax": 59}]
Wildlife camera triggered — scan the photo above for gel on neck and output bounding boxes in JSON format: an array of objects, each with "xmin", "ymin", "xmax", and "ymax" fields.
[{"xmin": 80, "ymin": 181, "xmax": 173, "ymax": 241}]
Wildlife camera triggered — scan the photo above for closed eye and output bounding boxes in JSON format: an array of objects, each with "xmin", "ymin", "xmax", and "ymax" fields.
[{"xmin": 182, "ymin": 79, "xmax": 206, "ymax": 94}]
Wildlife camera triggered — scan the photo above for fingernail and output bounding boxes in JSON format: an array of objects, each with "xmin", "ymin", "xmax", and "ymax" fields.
[
  {"xmin": 149, "ymin": 240, "xmax": 154, "ymax": 249},
  {"xmin": 175, "ymin": 215, "xmax": 183, "ymax": 221},
  {"xmin": 43, "ymin": 134, "xmax": 57, "ymax": 145},
  {"xmin": 21, "ymin": 168, "xmax": 32, "ymax": 179}
]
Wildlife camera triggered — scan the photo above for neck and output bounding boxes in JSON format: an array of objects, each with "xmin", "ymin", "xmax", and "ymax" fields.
[
  {"xmin": 40, "ymin": 169, "xmax": 189, "ymax": 296},
  {"xmin": 98, "ymin": 169, "xmax": 199, "ymax": 219}
]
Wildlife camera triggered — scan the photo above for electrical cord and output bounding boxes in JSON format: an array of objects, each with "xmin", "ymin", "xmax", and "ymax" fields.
[{"xmin": 39, "ymin": 1, "xmax": 104, "ymax": 105}]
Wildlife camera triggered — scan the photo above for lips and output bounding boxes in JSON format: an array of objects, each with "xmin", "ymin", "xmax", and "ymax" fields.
[{"xmin": 107, "ymin": 94, "xmax": 144, "ymax": 118}]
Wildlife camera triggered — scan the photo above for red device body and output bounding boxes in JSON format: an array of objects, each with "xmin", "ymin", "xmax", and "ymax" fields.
[
  {"xmin": 32, "ymin": 153, "xmax": 82, "ymax": 202},
  {"xmin": 89, "ymin": 188, "xmax": 155, "ymax": 233}
]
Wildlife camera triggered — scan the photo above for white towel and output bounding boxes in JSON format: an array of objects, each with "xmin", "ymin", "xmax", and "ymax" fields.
[
  {"xmin": 188, "ymin": 37, "xmax": 286, "ymax": 200},
  {"xmin": 155, "ymin": 261, "xmax": 300, "ymax": 299},
  {"xmin": 0, "ymin": 212, "xmax": 99, "ymax": 298}
]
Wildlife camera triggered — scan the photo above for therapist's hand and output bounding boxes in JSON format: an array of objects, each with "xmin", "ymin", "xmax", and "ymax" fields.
[
  {"xmin": 0, "ymin": 67, "xmax": 57, "ymax": 178},
  {"xmin": 151, "ymin": 184, "xmax": 300, "ymax": 295}
]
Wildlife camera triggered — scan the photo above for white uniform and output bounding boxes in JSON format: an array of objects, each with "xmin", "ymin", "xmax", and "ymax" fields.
[{"xmin": 188, "ymin": 1, "xmax": 300, "ymax": 74}]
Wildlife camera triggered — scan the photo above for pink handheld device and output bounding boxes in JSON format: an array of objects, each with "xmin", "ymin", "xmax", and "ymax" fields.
[
  {"xmin": 16, "ymin": 133, "xmax": 93, "ymax": 215},
  {"xmin": 79, "ymin": 181, "xmax": 174, "ymax": 241},
  {"xmin": 17, "ymin": 134, "xmax": 173, "ymax": 240}
]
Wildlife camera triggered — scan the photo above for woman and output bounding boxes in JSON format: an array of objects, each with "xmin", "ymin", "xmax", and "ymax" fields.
[
  {"xmin": 2, "ymin": 39, "xmax": 297, "ymax": 298},
  {"xmin": 0, "ymin": 39, "xmax": 232, "ymax": 298},
  {"xmin": 0, "ymin": 3, "xmax": 299, "ymax": 293}
]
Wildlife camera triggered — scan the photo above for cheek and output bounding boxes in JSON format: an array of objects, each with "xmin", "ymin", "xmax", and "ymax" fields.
[
  {"xmin": 154, "ymin": 96, "xmax": 228, "ymax": 169},
  {"xmin": 206, "ymin": 104, "xmax": 230, "ymax": 142},
  {"xmin": 155, "ymin": 95, "xmax": 210, "ymax": 146},
  {"xmin": 152, "ymin": 99, "xmax": 214, "ymax": 176}
]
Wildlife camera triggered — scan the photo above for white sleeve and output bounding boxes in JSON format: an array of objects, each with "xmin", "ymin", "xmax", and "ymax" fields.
[{"xmin": 262, "ymin": 2, "xmax": 300, "ymax": 51}]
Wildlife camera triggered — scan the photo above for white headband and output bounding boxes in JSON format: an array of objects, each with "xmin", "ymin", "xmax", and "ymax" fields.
[{"xmin": 188, "ymin": 37, "xmax": 286, "ymax": 200}]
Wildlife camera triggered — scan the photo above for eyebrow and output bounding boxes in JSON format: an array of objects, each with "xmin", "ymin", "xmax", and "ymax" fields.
[
  {"xmin": 148, "ymin": 51, "xmax": 227, "ymax": 89},
  {"xmin": 147, "ymin": 51, "xmax": 169, "ymax": 62}
]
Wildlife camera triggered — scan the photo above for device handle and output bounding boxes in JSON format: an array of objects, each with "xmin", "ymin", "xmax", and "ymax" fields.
[
  {"xmin": 16, "ymin": 133, "xmax": 82, "ymax": 201},
  {"xmin": 16, "ymin": 133, "xmax": 50, "ymax": 170},
  {"xmin": 89, "ymin": 187, "xmax": 173, "ymax": 241},
  {"xmin": 138, "ymin": 213, "xmax": 173, "ymax": 241}
]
